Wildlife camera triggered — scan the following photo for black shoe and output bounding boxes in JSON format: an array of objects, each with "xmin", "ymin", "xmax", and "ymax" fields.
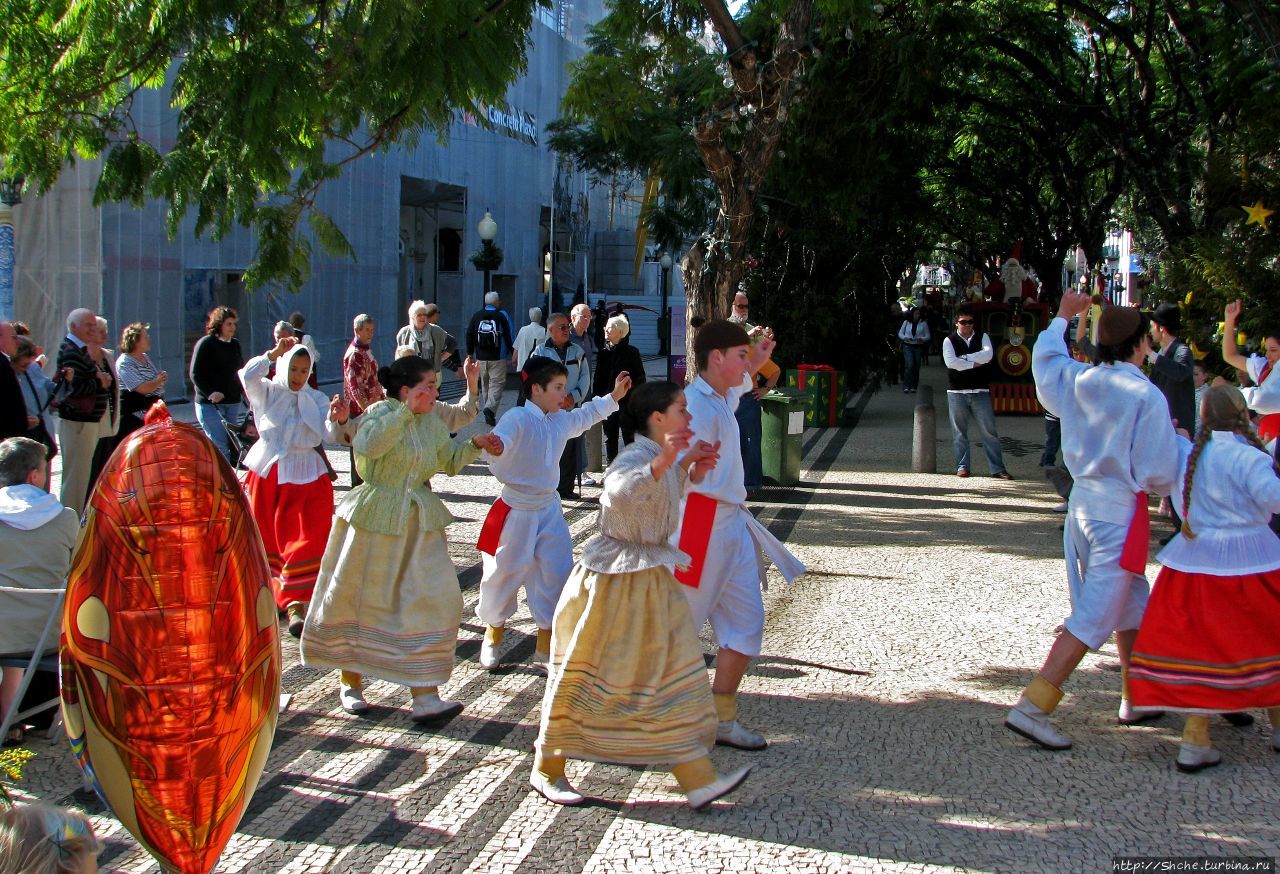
[
  {"xmin": 558, "ymin": 489, "xmax": 577, "ymax": 500},
  {"xmin": 1221, "ymin": 712, "xmax": 1255, "ymax": 727},
  {"xmin": 484, "ymin": 409, "xmax": 496, "ymax": 426}
]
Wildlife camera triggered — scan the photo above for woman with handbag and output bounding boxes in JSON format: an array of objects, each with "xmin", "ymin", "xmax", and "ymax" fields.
[
  {"xmin": 114, "ymin": 322, "xmax": 168, "ymax": 442},
  {"xmin": 238, "ymin": 336, "xmax": 350, "ymax": 637}
]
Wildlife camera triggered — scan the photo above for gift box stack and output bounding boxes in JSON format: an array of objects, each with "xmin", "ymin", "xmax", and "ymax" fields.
[{"xmin": 786, "ymin": 364, "xmax": 850, "ymax": 427}]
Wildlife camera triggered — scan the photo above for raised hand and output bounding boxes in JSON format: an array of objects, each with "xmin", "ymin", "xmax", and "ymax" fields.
[
  {"xmin": 658, "ymin": 427, "xmax": 693, "ymax": 465},
  {"xmin": 473, "ymin": 432, "xmax": 504, "ymax": 455},
  {"xmin": 1057, "ymin": 291, "xmax": 1093, "ymax": 321},
  {"xmin": 270, "ymin": 336, "xmax": 298, "ymax": 359},
  {"xmin": 1225, "ymin": 299, "xmax": 1242, "ymax": 325},
  {"xmin": 463, "ymin": 355, "xmax": 479, "ymax": 383},
  {"xmin": 611, "ymin": 371, "xmax": 633, "ymax": 401},
  {"xmin": 685, "ymin": 439, "xmax": 721, "ymax": 483},
  {"xmin": 328, "ymin": 394, "xmax": 350, "ymax": 423}
]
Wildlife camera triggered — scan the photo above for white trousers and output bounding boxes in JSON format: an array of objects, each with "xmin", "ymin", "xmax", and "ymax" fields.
[
  {"xmin": 1062, "ymin": 515, "xmax": 1149, "ymax": 650},
  {"xmin": 477, "ymin": 501, "xmax": 573, "ymax": 629},
  {"xmin": 679, "ymin": 507, "xmax": 766, "ymax": 657}
]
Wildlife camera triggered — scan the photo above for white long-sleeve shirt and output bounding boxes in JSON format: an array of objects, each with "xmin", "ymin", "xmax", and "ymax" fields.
[
  {"xmin": 485, "ymin": 395, "xmax": 618, "ymax": 504},
  {"xmin": 1159, "ymin": 432, "xmax": 1280, "ymax": 574},
  {"xmin": 1241, "ymin": 353, "xmax": 1280, "ymax": 415},
  {"xmin": 898, "ymin": 320, "xmax": 931, "ymax": 345},
  {"xmin": 1032, "ymin": 317, "xmax": 1179, "ymax": 525},
  {"xmin": 238, "ymin": 348, "xmax": 341, "ymax": 485},
  {"xmin": 942, "ymin": 331, "xmax": 993, "ymax": 392},
  {"xmin": 682, "ymin": 373, "xmax": 753, "ymax": 506}
]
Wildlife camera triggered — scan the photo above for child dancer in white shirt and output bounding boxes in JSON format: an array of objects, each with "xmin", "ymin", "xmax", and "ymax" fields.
[
  {"xmin": 1129, "ymin": 384, "xmax": 1280, "ymax": 771},
  {"xmin": 476, "ymin": 356, "xmax": 631, "ymax": 671}
]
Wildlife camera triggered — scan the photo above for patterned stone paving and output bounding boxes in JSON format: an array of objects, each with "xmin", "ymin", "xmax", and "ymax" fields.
[{"xmin": 15, "ymin": 358, "xmax": 1280, "ymax": 873}]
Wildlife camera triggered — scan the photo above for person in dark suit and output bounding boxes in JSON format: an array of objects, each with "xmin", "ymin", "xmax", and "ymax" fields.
[{"xmin": 0, "ymin": 322, "xmax": 29, "ymax": 442}]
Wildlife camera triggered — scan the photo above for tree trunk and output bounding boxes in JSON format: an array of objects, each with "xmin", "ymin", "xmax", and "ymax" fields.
[{"xmin": 681, "ymin": 0, "xmax": 815, "ymax": 370}]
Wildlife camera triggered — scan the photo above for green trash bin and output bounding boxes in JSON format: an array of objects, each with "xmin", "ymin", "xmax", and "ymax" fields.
[{"xmin": 760, "ymin": 388, "xmax": 806, "ymax": 486}]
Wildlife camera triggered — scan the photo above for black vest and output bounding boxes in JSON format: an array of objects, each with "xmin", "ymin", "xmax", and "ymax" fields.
[{"xmin": 946, "ymin": 332, "xmax": 993, "ymax": 391}]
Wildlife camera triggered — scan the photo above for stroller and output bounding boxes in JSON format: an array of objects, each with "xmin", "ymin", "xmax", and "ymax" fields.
[{"xmin": 214, "ymin": 406, "xmax": 258, "ymax": 470}]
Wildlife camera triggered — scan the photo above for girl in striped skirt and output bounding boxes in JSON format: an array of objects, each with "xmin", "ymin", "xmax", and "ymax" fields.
[
  {"xmin": 531, "ymin": 381, "xmax": 751, "ymax": 810},
  {"xmin": 1129, "ymin": 384, "xmax": 1280, "ymax": 771}
]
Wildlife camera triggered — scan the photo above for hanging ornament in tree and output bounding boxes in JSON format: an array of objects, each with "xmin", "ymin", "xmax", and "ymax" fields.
[{"xmin": 1242, "ymin": 200, "xmax": 1274, "ymax": 231}]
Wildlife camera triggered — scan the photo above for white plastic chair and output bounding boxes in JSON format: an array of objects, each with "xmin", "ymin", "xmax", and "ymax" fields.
[{"xmin": 0, "ymin": 583, "xmax": 66, "ymax": 744}]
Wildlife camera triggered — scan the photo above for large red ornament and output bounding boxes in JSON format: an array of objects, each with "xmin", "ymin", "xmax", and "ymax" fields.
[{"xmin": 61, "ymin": 403, "xmax": 280, "ymax": 874}]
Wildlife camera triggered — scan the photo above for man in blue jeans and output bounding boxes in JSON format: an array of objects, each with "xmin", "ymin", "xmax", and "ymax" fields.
[{"xmin": 941, "ymin": 306, "xmax": 1011, "ymax": 479}]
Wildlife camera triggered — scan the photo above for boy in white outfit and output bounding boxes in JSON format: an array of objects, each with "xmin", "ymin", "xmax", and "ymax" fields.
[
  {"xmin": 477, "ymin": 356, "xmax": 632, "ymax": 671},
  {"xmin": 675, "ymin": 320, "xmax": 805, "ymax": 752},
  {"xmin": 1008, "ymin": 291, "xmax": 1179, "ymax": 750}
]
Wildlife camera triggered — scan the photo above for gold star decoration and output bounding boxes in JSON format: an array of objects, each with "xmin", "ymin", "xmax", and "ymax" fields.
[{"xmin": 1242, "ymin": 200, "xmax": 1274, "ymax": 230}]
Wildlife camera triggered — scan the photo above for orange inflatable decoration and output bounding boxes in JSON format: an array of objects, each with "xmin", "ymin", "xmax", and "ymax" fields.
[{"xmin": 61, "ymin": 403, "xmax": 280, "ymax": 874}]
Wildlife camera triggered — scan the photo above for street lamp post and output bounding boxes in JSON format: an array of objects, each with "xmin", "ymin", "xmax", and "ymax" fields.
[
  {"xmin": 659, "ymin": 252, "xmax": 673, "ymax": 356},
  {"xmin": 0, "ymin": 176, "xmax": 22, "ymax": 322},
  {"xmin": 477, "ymin": 209, "xmax": 498, "ymax": 298}
]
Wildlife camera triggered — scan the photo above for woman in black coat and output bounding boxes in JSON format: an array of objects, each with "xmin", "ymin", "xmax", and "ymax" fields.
[{"xmin": 592, "ymin": 315, "xmax": 647, "ymax": 463}]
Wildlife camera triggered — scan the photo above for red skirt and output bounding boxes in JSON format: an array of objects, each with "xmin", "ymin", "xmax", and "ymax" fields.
[
  {"xmin": 244, "ymin": 467, "xmax": 334, "ymax": 610},
  {"xmin": 1129, "ymin": 565, "xmax": 1280, "ymax": 713}
]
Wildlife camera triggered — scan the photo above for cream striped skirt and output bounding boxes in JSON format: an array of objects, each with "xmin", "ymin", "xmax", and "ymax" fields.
[
  {"xmin": 536, "ymin": 564, "xmax": 717, "ymax": 766},
  {"xmin": 300, "ymin": 505, "xmax": 462, "ymax": 688}
]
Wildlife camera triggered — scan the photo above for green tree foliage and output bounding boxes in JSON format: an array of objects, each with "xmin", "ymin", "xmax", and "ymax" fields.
[{"xmin": 0, "ymin": 0, "xmax": 543, "ymax": 288}]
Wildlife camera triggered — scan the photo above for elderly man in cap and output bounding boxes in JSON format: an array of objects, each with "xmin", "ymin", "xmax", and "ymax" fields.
[{"xmin": 1007, "ymin": 292, "xmax": 1179, "ymax": 751}]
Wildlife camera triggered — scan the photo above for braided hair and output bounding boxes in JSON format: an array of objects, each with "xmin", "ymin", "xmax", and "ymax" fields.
[{"xmin": 1180, "ymin": 384, "xmax": 1280, "ymax": 538}]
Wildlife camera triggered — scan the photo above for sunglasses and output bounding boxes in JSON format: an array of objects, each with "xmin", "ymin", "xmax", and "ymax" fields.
[{"xmin": 957, "ymin": 319, "xmax": 975, "ymax": 325}]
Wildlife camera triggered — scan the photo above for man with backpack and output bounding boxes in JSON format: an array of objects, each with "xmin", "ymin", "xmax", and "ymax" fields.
[{"xmin": 467, "ymin": 292, "xmax": 515, "ymax": 426}]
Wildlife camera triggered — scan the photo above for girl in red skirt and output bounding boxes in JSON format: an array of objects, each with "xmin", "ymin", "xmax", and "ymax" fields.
[
  {"xmin": 1130, "ymin": 384, "xmax": 1280, "ymax": 771},
  {"xmin": 238, "ymin": 336, "xmax": 349, "ymax": 636}
]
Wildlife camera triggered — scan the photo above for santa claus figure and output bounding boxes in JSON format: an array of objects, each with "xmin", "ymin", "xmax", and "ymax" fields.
[{"xmin": 983, "ymin": 242, "xmax": 1041, "ymax": 303}]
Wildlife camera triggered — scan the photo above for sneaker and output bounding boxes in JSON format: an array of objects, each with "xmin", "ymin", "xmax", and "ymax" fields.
[
  {"xmin": 286, "ymin": 602, "xmax": 306, "ymax": 639},
  {"xmin": 530, "ymin": 770, "xmax": 585, "ymax": 806},
  {"xmin": 715, "ymin": 720, "xmax": 768, "ymax": 751},
  {"xmin": 1175, "ymin": 742, "xmax": 1222, "ymax": 773},
  {"xmin": 686, "ymin": 766, "xmax": 752, "ymax": 810},
  {"xmin": 1004, "ymin": 698, "xmax": 1072, "ymax": 750},
  {"xmin": 339, "ymin": 686, "xmax": 369, "ymax": 715},
  {"xmin": 483, "ymin": 409, "xmax": 496, "ymax": 426},
  {"xmin": 1118, "ymin": 700, "xmax": 1165, "ymax": 725},
  {"xmin": 581, "ymin": 475, "xmax": 600, "ymax": 487},
  {"xmin": 479, "ymin": 638, "xmax": 501, "ymax": 671},
  {"xmin": 993, "ymin": 471, "xmax": 1014, "ymax": 480},
  {"xmin": 956, "ymin": 469, "xmax": 970, "ymax": 478},
  {"xmin": 410, "ymin": 692, "xmax": 464, "ymax": 724},
  {"xmin": 1220, "ymin": 712, "xmax": 1254, "ymax": 727}
]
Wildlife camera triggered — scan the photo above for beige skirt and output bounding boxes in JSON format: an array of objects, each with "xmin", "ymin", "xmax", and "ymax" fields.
[
  {"xmin": 300, "ymin": 505, "xmax": 462, "ymax": 687},
  {"xmin": 536, "ymin": 564, "xmax": 717, "ymax": 766}
]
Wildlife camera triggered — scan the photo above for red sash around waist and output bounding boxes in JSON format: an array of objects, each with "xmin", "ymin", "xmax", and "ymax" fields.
[
  {"xmin": 1118, "ymin": 491, "xmax": 1150, "ymax": 575},
  {"xmin": 1259, "ymin": 413, "xmax": 1280, "ymax": 444},
  {"xmin": 477, "ymin": 499, "xmax": 512, "ymax": 555},
  {"xmin": 674, "ymin": 493, "xmax": 718, "ymax": 589}
]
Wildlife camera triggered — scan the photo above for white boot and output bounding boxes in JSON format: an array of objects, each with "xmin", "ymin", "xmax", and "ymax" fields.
[
  {"xmin": 686, "ymin": 766, "xmax": 752, "ymax": 810},
  {"xmin": 410, "ymin": 692, "xmax": 463, "ymax": 724},
  {"xmin": 715, "ymin": 720, "xmax": 767, "ymax": 751},
  {"xmin": 1175, "ymin": 743, "xmax": 1222, "ymax": 773},
  {"xmin": 479, "ymin": 638, "xmax": 501, "ymax": 671},
  {"xmin": 1118, "ymin": 698, "xmax": 1164, "ymax": 725},
  {"xmin": 339, "ymin": 686, "xmax": 368, "ymax": 715},
  {"xmin": 1005, "ymin": 696, "xmax": 1072, "ymax": 750},
  {"xmin": 530, "ymin": 770, "xmax": 585, "ymax": 806}
]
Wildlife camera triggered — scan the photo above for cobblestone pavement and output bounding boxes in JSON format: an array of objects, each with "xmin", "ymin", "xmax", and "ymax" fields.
[{"xmin": 18, "ymin": 359, "xmax": 1280, "ymax": 873}]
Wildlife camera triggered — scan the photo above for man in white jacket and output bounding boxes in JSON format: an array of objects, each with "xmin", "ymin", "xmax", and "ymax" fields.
[{"xmin": 1008, "ymin": 292, "xmax": 1179, "ymax": 751}]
